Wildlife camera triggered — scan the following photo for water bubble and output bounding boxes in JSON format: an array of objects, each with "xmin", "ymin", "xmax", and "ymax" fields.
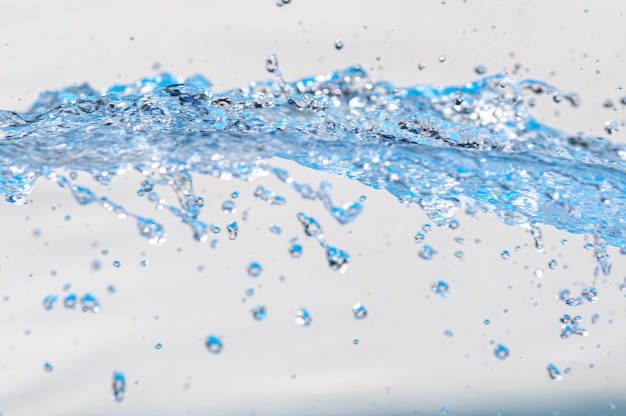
[
  {"xmin": 231, "ymin": 191, "xmax": 239, "ymax": 199},
  {"xmin": 112, "ymin": 260, "xmax": 121, "ymax": 268},
  {"xmin": 582, "ymin": 287, "xmax": 598, "ymax": 303},
  {"xmin": 222, "ymin": 199, "xmax": 236, "ymax": 214},
  {"xmin": 251, "ymin": 305, "xmax": 267, "ymax": 321},
  {"xmin": 226, "ymin": 221, "xmax": 238, "ymax": 240},
  {"xmin": 205, "ymin": 335, "xmax": 223, "ymax": 354},
  {"xmin": 63, "ymin": 293, "xmax": 77, "ymax": 309},
  {"xmin": 493, "ymin": 344, "xmax": 509, "ymax": 360},
  {"xmin": 500, "ymin": 250, "xmax": 510, "ymax": 260},
  {"xmin": 414, "ymin": 231, "xmax": 425, "ymax": 243},
  {"xmin": 352, "ymin": 303, "xmax": 368, "ymax": 319},
  {"xmin": 111, "ymin": 371, "xmax": 126, "ymax": 402},
  {"xmin": 289, "ymin": 243, "xmax": 303, "ymax": 258},
  {"xmin": 44, "ymin": 362, "xmax": 53, "ymax": 372},
  {"xmin": 247, "ymin": 261, "xmax": 263, "ymax": 277},
  {"xmin": 547, "ymin": 363, "xmax": 562, "ymax": 381},
  {"xmin": 419, "ymin": 245, "xmax": 436, "ymax": 260},
  {"xmin": 295, "ymin": 308, "xmax": 312, "ymax": 326},
  {"xmin": 43, "ymin": 294, "xmax": 58, "ymax": 310},
  {"xmin": 80, "ymin": 293, "xmax": 100, "ymax": 313},
  {"xmin": 548, "ymin": 259, "xmax": 557, "ymax": 269},
  {"xmin": 265, "ymin": 54, "xmax": 279, "ymax": 73},
  {"xmin": 325, "ymin": 246, "xmax": 350, "ymax": 273},
  {"xmin": 334, "ymin": 39, "xmax": 344, "ymax": 50},
  {"xmin": 474, "ymin": 64, "xmax": 487, "ymax": 75},
  {"xmin": 155, "ymin": 343, "xmax": 162, "ymax": 349},
  {"xmin": 432, "ymin": 280, "xmax": 450, "ymax": 297},
  {"xmin": 418, "ymin": 62, "xmax": 426, "ymax": 70}
]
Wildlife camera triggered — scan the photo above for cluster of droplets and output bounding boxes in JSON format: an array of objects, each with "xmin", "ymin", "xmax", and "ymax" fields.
[
  {"xmin": 559, "ymin": 314, "xmax": 589, "ymax": 339},
  {"xmin": 43, "ymin": 290, "xmax": 101, "ymax": 313},
  {"xmin": 296, "ymin": 212, "xmax": 350, "ymax": 273}
]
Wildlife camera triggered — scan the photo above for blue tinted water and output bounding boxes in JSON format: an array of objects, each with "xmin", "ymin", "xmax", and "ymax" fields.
[{"xmin": 1, "ymin": 60, "xmax": 625, "ymax": 248}]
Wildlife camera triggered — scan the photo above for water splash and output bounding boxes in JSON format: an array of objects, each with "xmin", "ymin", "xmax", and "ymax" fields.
[{"xmin": 2, "ymin": 64, "xmax": 626, "ymax": 247}]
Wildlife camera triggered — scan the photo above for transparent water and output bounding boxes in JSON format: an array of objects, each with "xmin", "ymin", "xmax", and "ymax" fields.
[{"xmin": 1, "ymin": 61, "xmax": 626, "ymax": 415}]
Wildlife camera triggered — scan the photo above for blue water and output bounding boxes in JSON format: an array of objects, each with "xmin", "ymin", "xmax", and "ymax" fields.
[{"xmin": 0, "ymin": 61, "xmax": 625, "ymax": 252}]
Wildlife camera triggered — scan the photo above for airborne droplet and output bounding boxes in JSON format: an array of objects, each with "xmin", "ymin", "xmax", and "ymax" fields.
[
  {"xmin": 295, "ymin": 308, "xmax": 312, "ymax": 326},
  {"xmin": 352, "ymin": 303, "xmax": 368, "ymax": 319},
  {"xmin": 205, "ymin": 335, "xmax": 223, "ymax": 354},
  {"xmin": 334, "ymin": 39, "xmax": 344, "ymax": 50},
  {"xmin": 493, "ymin": 344, "xmax": 510, "ymax": 360},
  {"xmin": 111, "ymin": 371, "xmax": 126, "ymax": 402}
]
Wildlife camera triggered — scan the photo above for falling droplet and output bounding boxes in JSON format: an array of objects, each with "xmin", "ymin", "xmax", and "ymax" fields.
[
  {"xmin": 251, "ymin": 305, "xmax": 267, "ymax": 321},
  {"xmin": 419, "ymin": 245, "xmax": 436, "ymax": 260},
  {"xmin": 414, "ymin": 231, "xmax": 425, "ymax": 243},
  {"xmin": 444, "ymin": 329, "xmax": 454, "ymax": 337},
  {"xmin": 591, "ymin": 313, "xmax": 599, "ymax": 324},
  {"xmin": 247, "ymin": 261, "xmax": 263, "ymax": 277},
  {"xmin": 205, "ymin": 335, "xmax": 223, "ymax": 354},
  {"xmin": 112, "ymin": 260, "xmax": 121, "ymax": 268},
  {"xmin": 140, "ymin": 259, "xmax": 148, "ymax": 267},
  {"xmin": 582, "ymin": 287, "xmax": 598, "ymax": 303},
  {"xmin": 111, "ymin": 371, "xmax": 126, "ymax": 402},
  {"xmin": 438, "ymin": 54, "xmax": 446, "ymax": 63},
  {"xmin": 226, "ymin": 221, "xmax": 238, "ymax": 240},
  {"xmin": 80, "ymin": 293, "xmax": 100, "ymax": 313},
  {"xmin": 63, "ymin": 293, "xmax": 77, "ymax": 309},
  {"xmin": 155, "ymin": 343, "xmax": 162, "ymax": 349},
  {"xmin": 231, "ymin": 191, "xmax": 239, "ymax": 199},
  {"xmin": 500, "ymin": 250, "xmax": 510, "ymax": 260},
  {"xmin": 418, "ymin": 62, "xmax": 426, "ymax": 70},
  {"xmin": 269, "ymin": 224, "xmax": 282, "ymax": 235},
  {"xmin": 431, "ymin": 280, "xmax": 450, "ymax": 297},
  {"xmin": 222, "ymin": 200, "xmax": 236, "ymax": 214},
  {"xmin": 474, "ymin": 64, "xmax": 487, "ymax": 75},
  {"xmin": 353, "ymin": 338, "xmax": 360, "ymax": 345},
  {"xmin": 44, "ymin": 362, "xmax": 53, "ymax": 372},
  {"xmin": 43, "ymin": 294, "xmax": 58, "ymax": 310},
  {"xmin": 289, "ymin": 243, "xmax": 303, "ymax": 258},
  {"xmin": 352, "ymin": 303, "xmax": 368, "ymax": 319},
  {"xmin": 265, "ymin": 54, "xmax": 279, "ymax": 73},
  {"xmin": 483, "ymin": 319, "xmax": 491, "ymax": 325},
  {"xmin": 610, "ymin": 400, "xmax": 618, "ymax": 411},
  {"xmin": 547, "ymin": 363, "xmax": 562, "ymax": 381},
  {"xmin": 493, "ymin": 344, "xmax": 510, "ymax": 360},
  {"xmin": 334, "ymin": 39, "xmax": 344, "ymax": 50},
  {"xmin": 448, "ymin": 219, "xmax": 460, "ymax": 229},
  {"xmin": 295, "ymin": 308, "xmax": 312, "ymax": 326},
  {"xmin": 326, "ymin": 246, "xmax": 350, "ymax": 273},
  {"xmin": 454, "ymin": 95, "xmax": 464, "ymax": 105},
  {"xmin": 604, "ymin": 120, "xmax": 619, "ymax": 135},
  {"xmin": 548, "ymin": 259, "xmax": 557, "ymax": 269}
]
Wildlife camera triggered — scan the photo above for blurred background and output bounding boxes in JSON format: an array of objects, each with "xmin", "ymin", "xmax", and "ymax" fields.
[{"xmin": 1, "ymin": 1, "xmax": 626, "ymax": 415}]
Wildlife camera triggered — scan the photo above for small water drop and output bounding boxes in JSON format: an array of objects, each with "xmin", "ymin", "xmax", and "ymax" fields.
[
  {"xmin": 63, "ymin": 214, "xmax": 71, "ymax": 221},
  {"xmin": 251, "ymin": 305, "xmax": 267, "ymax": 321},
  {"xmin": 610, "ymin": 400, "xmax": 618, "ymax": 411},
  {"xmin": 454, "ymin": 95, "xmax": 464, "ymax": 105},
  {"xmin": 325, "ymin": 246, "xmax": 350, "ymax": 273},
  {"xmin": 112, "ymin": 371, "xmax": 126, "ymax": 402},
  {"xmin": 353, "ymin": 338, "xmax": 360, "ymax": 345},
  {"xmin": 155, "ymin": 343, "xmax": 162, "ymax": 349},
  {"xmin": 226, "ymin": 221, "xmax": 239, "ymax": 240},
  {"xmin": 43, "ymin": 294, "xmax": 58, "ymax": 310},
  {"xmin": 266, "ymin": 54, "xmax": 279, "ymax": 73},
  {"xmin": 44, "ymin": 362, "xmax": 53, "ymax": 372},
  {"xmin": 454, "ymin": 250, "xmax": 464, "ymax": 259},
  {"xmin": 289, "ymin": 243, "xmax": 303, "ymax": 258},
  {"xmin": 222, "ymin": 200, "xmax": 236, "ymax": 214},
  {"xmin": 63, "ymin": 293, "xmax": 77, "ymax": 309},
  {"xmin": 419, "ymin": 245, "xmax": 436, "ymax": 260},
  {"xmin": 591, "ymin": 313, "xmax": 599, "ymax": 324},
  {"xmin": 438, "ymin": 55, "xmax": 446, "ymax": 63},
  {"xmin": 140, "ymin": 259, "xmax": 148, "ymax": 267},
  {"xmin": 448, "ymin": 219, "xmax": 460, "ymax": 229},
  {"xmin": 474, "ymin": 64, "xmax": 487, "ymax": 75},
  {"xmin": 500, "ymin": 250, "xmax": 510, "ymax": 260},
  {"xmin": 295, "ymin": 308, "xmax": 312, "ymax": 326},
  {"xmin": 565, "ymin": 296, "xmax": 583, "ymax": 306},
  {"xmin": 205, "ymin": 335, "xmax": 223, "ymax": 354},
  {"xmin": 352, "ymin": 303, "xmax": 368, "ymax": 319},
  {"xmin": 112, "ymin": 260, "xmax": 121, "ymax": 268},
  {"xmin": 418, "ymin": 62, "xmax": 426, "ymax": 70},
  {"xmin": 444, "ymin": 329, "xmax": 454, "ymax": 337},
  {"xmin": 334, "ymin": 39, "xmax": 344, "ymax": 50},
  {"xmin": 414, "ymin": 231, "xmax": 425, "ymax": 243},
  {"xmin": 247, "ymin": 261, "xmax": 263, "ymax": 277},
  {"xmin": 483, "ymin": 319, "xmax": 491, "ymax": 325},
  {"xmin": 32, "ymin": 228, "xmax": 41, "ymax": 238},
  {"xmin": 269, "ymin": 224, "xmax": 282, "ymax": 235},
  {"xmin": 493, "ymin": 344, "xmax": 509, "ymax": 360},
  {"xmin": 548, "ymin": 259, "xmax": 557, "ymax": 269},
  {"xmin": 534, "ymin": 268, "xmax": 544, "ymax": 278},
  {"xmin": 604, "ymin": 120, "xmax": 619, "ymax": 135},
  {"xmin": 582, "ymin": 287, "xmax": 598, "ymax": 303},
  {"xmin": 547, "ymin": 363, "xmax": 562, "ymax": 381},
  {"xmin": 231, "ymin": 191, "xmax": 239, "ymax": 199},
  {"xmin": 431, "ymin": 280, "xmax": 450, "ymax": 297},
  {"xmin": 80, "ymin": 293, "xmax": 100, "ymax": 313}
]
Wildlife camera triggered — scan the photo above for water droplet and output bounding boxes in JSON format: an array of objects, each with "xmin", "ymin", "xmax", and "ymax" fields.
[
  {"xmin": 136, "ymin": 179, "xmax": 154, "ymax": 196},
  {"xmin": 44, "ymin": 362, "xmax": 53, "ymax": 372},
  {"xmin": 352, "ymin": 303, "xmax": 368, "ymax": 319},
  {"xmin": 247, "ymin": 261, "xmax": 263, "ymax": 277},
  {"xmin": 494, "ymin": 344, "xmax": 509, "ymax": 360},
  {"xmin": 222, "ymin": 199, "xmax": 236, "ymax": 214},
  {"xmin": 431, "ymin": 280, "xmax": 450, "ymax": 297},
  {"xmin": 439, "ymin": 55, "xmax": 446, "ymax": 63},
  {"xmin": 582, "ymin": 287, "xmax": 598, "ymax": 303},
  {"xmin": 591, "ymin": 313, "xmax": 599, "ymax": 324},
  {"xmin": 295, "ymin": 308, "xmax": 312, "ymax": 326},
  {"xmin": 43, "ymin": 294, "xmax": 58, "ymax": 310},
  {"xmin": 269, "ymin": 224, "xmax": 282, "ymax": 235},
  {"xmin": 80, "ymin": 293, "xmax": 100, "ymax": 313},
  {"xmin": 500, "ymin": 250, "xmax": 510, "ymax": 260},
  {"xmin": 226, "ymin": 221, "xmax": 238, "ymax": 240},
  {"xmin": 565, "ymin": 296, "xmax": 583, "ymax": 306},
  {"xmin": 534, "ymin": 268, "xmax": 544, "ymax": 278},
  {"xmin": 205, "ymin": 335, "xmax": 223, "ymax": 354},
  {"xmin": 140, "ymin": 259, "xmax": 148, "ymax": 267},
  {"xmin": 474, "ymin": 64, "xmax": 487, "ymax": 75},
  {"xmin": 454, "ymin": 250, "xmax": 464, "ymax": 259},
  {"xmin": 155, "ymin": 343, "xmax": 162, "ymax": 349},
  {"xmin": 561, "ymin": 238, "xmax": 568, "ymax": 245},
  {"xmin": 251, "ymin": 305, "xmax": 267, "ymax": 321},
  {"xmin": 547, "ymin": 363, "xmax": 562, "ymax": 381},
  {"xmin": 63, "ymin": 293, "xmax": 77, "ymax": 309},
  {"xmin": 414, "ymin": 231, "xmax": 425, "ymax": 243},
  {"xmin": 441, "ymin": 406, "xmax": 450, "ymax": 414},
  {"xmin": 353, "ymin": 338, "xmax": 360, "ymax": 345},
  {"xmin": 231, "ymin": 191, "xmax": 239, "ymax": 199},
  {"xmin": 358, "ymin": 195, "xmax": 367, "ymax": 202},
  {"xmin": 245, "ymin": 286, "xmax": 254, "ymax": 297},
  {"xmin": 32, "ymin": 228, "xmax": 41, "ymax": 238},
  {"xmin": 91, "ymin": 259, "xmax": 101, "ymax": 271},
  {"xmin": 107, "ymin": 284, "xmax": 116, "ymax": 294},
  {"xmin": 266, "ymin": 53, "xmax": 279, "ymax": 73},
  {"xmin": 112, "ymin": 371, "xmax": 126, "ymax": 402},
  {"xmin": 610, "ymin": 400, "xmax": 618, "ymax": 411},
  {"xmin": 604, "ymin": 120, "xmax": 619, "ymax": 135},
  {"xmin": 334, "ymin": 39, "xmax": 344, "ymax": 50},
  {"xmin": 297, "ymin": 212, "xmax": 323, "ymax": 239},
  {"xmin": 63, "ymin": 214, "xmax": 71, "ymax": 221},
  {"xmin": 419, "ymin": 245, "xmax": 436, "ymax": 260},
  {"xmin": 418, "ymin": 62, "xmax": 426, "ymax": 70},
  {"xmin": 422, "ymin": 224, "xmax": 432, "ymax": 234},
  {"xmin": 112, "ymin": 260, "xmax": 121, "ymax": 268},
  {"xmin": 558, "ymin": 288, "xmax": 570, "ymax": 301},
  {"xmin": 448, "ymin": 218, "xmax": 460, "ymax": 229},
  {"xmin": 444, "ymin": 329, "xmax": 454, "ymax": 337},
  {"xmin": 454, "ymin": 237, "xmax": 465, "ymax": 244},
  {"xmin": 289, "ymin": 243, "xmax": 303, "ymax": 258},
  {"xmin": 454, "ymin": 95, "xmax": 464, "ymax": 105},
  {"xmin": 548, "ymin": 259, "xmax": 557, "ymax": 269},
  {"xmin": 325, "ymin": 246, "xmax": 350, "ymax": 273},
  {"xmin": 483, "ymin": 319, "xmax": 491, "ymax": 325}
]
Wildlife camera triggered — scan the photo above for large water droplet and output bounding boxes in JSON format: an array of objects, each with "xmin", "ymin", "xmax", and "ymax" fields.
[
  {"xmin": 493, "ymin": 344, "xmax": 509, "ymax": 360},
  {"xmin": 247, "ymin": 261, "xmax": 263, "ymax": 277},
  {"xmin": 295, "ymin": 308, "xmax": 312, "ymax": 326},
  {"xmin": 111, "ymin": 371, "xmax": 126, "ymax": 402},
  {"xmin": 325, "ymin": 246, "xmax": 350, "ymax": 273},
  {"xmin": 251, "ymin": 305, "xmax": 267, "ymax": 321},
  {"xmin": 205, "ymin": 335, "xmax": 223, "ymax": 354},
  {"xmin": 431, "ymin": 280, "xmax": 450, "ymax": 297},
  {"xmin": 352, "ymin": 303, "xmax": 368, "ymax": 319}
]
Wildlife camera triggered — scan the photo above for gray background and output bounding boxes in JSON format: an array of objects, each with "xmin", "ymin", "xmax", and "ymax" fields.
[{"xmin": 1, "ymin": 1, "xmax": 626, "ymax": 415}]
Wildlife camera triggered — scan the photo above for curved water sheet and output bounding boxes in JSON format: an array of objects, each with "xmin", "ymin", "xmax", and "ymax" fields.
[{"xmin": 1, "ymin": 62, "xmax": 626, "ymax": 247}]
